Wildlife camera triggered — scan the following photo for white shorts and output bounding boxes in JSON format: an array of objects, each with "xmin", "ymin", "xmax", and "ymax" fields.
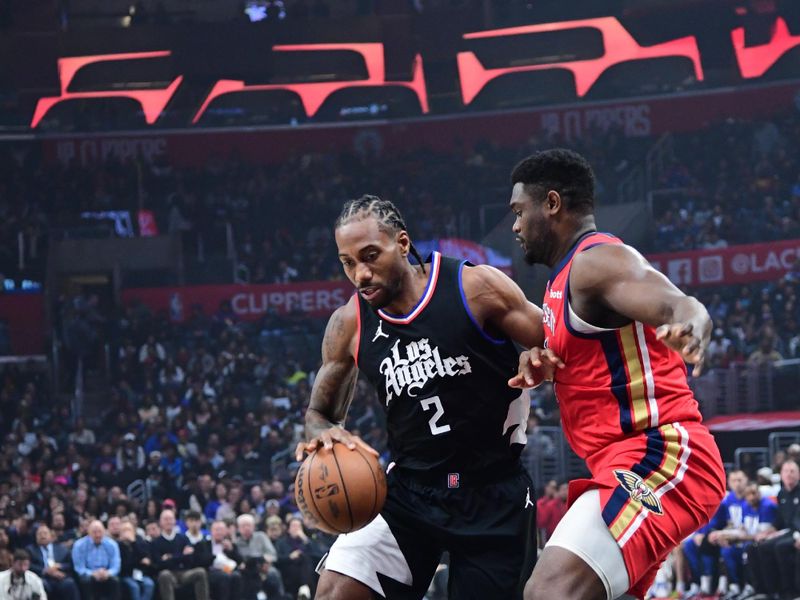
[
  {"xmin": 545, "ymin": 489, "xmax": 632, "ymax": 600},
  {"xmin": 319, "ymin": 514, "xmax": 414, "ymax": 598}
]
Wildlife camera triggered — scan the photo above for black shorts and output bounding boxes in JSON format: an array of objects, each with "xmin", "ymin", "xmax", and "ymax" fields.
[{"xmin": 321, "ymin": 465, "xmax": 537, "ymax": 600}]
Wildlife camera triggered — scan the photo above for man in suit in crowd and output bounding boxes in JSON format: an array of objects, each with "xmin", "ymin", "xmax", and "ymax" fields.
[{"xmin": 26, "ymin": 525, "xmax": 80, "ymax": 600}]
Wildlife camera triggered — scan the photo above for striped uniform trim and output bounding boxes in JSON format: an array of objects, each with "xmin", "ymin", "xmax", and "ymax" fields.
[
  {"xmin": 378, "ymin": 252, "xmax": 441, "ymax": 325},
  {"xmin": 600, "ymin": 332, "xmax": 633, "ymax": 433},
  {"xmin": 635, "ymin": 322, "xmax": 659, "ymax": 428},
  {"xmin": 600, "ymin": 322, "xmax": 659, "ymax": 434},
  {"xmin": 602, "ymin": 423, "xmax": 691, "ymax": 547}
]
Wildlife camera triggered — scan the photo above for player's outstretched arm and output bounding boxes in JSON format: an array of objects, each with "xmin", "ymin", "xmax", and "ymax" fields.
[
  {"xmin": 461, "ymin": 264, "xmax": 564, "ymax": 387},
  {"xmin": 571, "ymin": 243, "xmax": 712, "ymax": 376},
  {"xmin": 295, "ymin": 296, "xmax": 378, "ymax": 461}
]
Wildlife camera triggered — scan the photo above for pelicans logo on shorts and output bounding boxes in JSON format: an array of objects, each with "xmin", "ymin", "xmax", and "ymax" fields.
[{"xmin": 614, "ymin": 470, "xmax": 664, "ymax": 516}]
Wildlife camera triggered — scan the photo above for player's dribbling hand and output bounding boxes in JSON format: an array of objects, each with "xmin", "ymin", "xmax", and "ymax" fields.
[
  {"xmin": 655, "ymin": 321, "xmax": 709, "ymax": 376},
  {"xmin": 294, "ymin": 427, "xmax": 379, "ymax": 462},
  {"xmin": 508, "ymin": 347, "xmax": 565, "ymax": 389}
]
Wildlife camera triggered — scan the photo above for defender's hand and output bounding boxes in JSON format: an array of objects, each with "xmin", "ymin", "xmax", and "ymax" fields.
[
  {"xmin": 656, "ymin": 322, "xmax": 709, "ymax": 376},
  {"xmin": 508, "ymin": 347, "xmax": 565, "ymax": 389},
  {"xmin": 294, "ymin": 428, "xmax": 379, "ymax": 461}
]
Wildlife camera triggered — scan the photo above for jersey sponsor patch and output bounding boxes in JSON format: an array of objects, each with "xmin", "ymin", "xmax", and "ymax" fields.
[
  {"xmin": 379, "ymin": 338, "xmax": 471, "ymax": 403},
  {"xmin": 614, "ymin": 469, "xmax": 664, "ymax": 516}
]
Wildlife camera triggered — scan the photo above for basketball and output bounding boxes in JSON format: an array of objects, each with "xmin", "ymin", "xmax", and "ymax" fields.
[{"xmin": 294, "ymin": 443, "xmax": 387, "ymax": 534}]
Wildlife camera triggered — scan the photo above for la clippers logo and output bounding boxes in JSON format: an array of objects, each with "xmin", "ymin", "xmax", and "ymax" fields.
[
  {"xmin": 379, "ymin": 338, "xmax": 471, "ymax": 404},
  {"xmin": 542, "ymin": 303, "xmax": 556, "ymax": 335}
]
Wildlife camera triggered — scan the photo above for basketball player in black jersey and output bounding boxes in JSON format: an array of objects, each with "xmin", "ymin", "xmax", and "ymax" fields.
[{"xmin": 294, "ymin": 196, "xmax": 558, "ymax": 600}]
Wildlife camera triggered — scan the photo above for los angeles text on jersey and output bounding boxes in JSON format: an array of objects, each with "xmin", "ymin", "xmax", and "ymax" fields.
[{"xmin": 379, "ymin": 338, "xmax": 472, "ymax": 403}]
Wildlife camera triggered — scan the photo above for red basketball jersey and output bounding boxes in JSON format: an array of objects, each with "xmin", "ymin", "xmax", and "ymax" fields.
[{"xmin": 542, "ymin": 232, "xmax": 703, "ymax": 470}]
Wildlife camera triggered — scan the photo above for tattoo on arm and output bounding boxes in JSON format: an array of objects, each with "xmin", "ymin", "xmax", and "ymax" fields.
[{"xmin": 305, "ymin": 304, "xmax": 358, "ymax": 440}]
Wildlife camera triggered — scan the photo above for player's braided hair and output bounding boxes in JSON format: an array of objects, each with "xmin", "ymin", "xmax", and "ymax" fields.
[{"xmin": 335, "ymin": 195, "xmax": 426, "ymax": 273}]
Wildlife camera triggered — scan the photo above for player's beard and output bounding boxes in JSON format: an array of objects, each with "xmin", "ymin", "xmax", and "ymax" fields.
[
  {"xmin": 364, "ymin": 271, "xmax": 405, "ymax": 310},
  {"xmin": 522, "ymin": 219, "xmax": 555, "ymax": 266}
]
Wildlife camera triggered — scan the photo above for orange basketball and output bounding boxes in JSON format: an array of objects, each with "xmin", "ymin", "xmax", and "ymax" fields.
[{"xmin": 294, "ymin": 443, "xmax": 387, "ymax": 534}]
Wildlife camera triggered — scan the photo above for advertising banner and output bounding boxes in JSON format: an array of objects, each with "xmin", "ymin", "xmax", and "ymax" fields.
[
  {"xmin": 121, "ymin": 280, "xmax": 354, "ymax": 322},
  {"xmin": 648, "ymin": 239, "xmax": 800, "ymax": 287}
]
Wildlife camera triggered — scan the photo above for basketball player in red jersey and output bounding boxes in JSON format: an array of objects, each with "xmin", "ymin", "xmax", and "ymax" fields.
[{"xmin": 507, "ymin": 149, "xmax": 726, "ymax": 600}]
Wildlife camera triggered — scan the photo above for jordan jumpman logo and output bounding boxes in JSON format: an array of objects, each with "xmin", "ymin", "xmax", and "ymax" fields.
[{"xmin": 372, "ymin": 321, "xmax": 390, "ymax": 342}]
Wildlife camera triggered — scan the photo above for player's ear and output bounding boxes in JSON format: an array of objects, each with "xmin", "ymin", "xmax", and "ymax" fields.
[
  {"xmin": 396, "ymin": 230, "xmax": 411, "ymax": 257},
  {"xmin": 545, "ymin": 190, "xmax": 562, "ymax": 214}
]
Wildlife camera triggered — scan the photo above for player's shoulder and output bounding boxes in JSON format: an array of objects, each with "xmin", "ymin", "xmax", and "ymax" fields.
[
  {"xmin": 460, "ymin": 262, "xmax": 514, "ymax": 290},
  {"xmin": 328, "ymin": 294, "xmax": 358, "ymax": 330},
  {"xmin": 323, "ymin": 295, "xmax": 359, "ymax": 348},
  {"xmin": 570, "ymin": 241, "xmax": 649, "ymax": 287}
]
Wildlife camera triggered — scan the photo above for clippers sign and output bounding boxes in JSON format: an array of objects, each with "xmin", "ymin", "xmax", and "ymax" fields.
[
  {"xmin": 648, "ymin": 239, "xmax": 800, "ymax": 288},
  {"xmin": 121, "ymin": 280, "xmax": 354, "ymax": 322},
  {"xmin": 28, "ymin": 16, "xmax": 800, "ymax": 128}
]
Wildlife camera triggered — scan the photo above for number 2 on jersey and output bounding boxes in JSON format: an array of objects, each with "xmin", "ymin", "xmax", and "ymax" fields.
[{"xmin": 421, "ymin": 396, "xmax": 451, "ymax": 435}]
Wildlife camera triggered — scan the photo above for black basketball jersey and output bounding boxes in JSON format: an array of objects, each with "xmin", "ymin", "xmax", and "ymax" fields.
[{"xmin": 355, "ymin": 252, "xmax": 529, "ymax": 477}]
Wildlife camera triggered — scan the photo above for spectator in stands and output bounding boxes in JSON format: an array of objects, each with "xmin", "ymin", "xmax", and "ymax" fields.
[
  {"xmin": 139, "ymin": 335, "xmax": 166, "ymax": 366},
  {"xmin": 234, "ymin": 513, "xmax": 285, "ymax": 600},
  {"xmin": 682, "ymin": 524, "xmax": 718, "ymax": 597},
  {"xmin": 142, "ymin": 522, "xmax": 159, "ymax": 543},
  {"xmin": 116, "ymin": 434, "xmax": 145, "ymax": 485},
  {"xmin": 0, "ymin": 549, "xmax": 47, "ymax": 600},
  {"xmin": 748, "ymin": 459, "xmax": 800, "ymax": 598},
  {"xmin": 7, "ymin": 519, "xmax": 34, "ymax": 557},
  {"xmin": 117, "ymin": 521, "xmax": 154, "ymax": 600},
  {"xmin": 184, "ymin": 510, "xmax": 207, "ymax": 546},
  {"xmin": 249, "ymin": 484, "xmax": 267, "ymax": 517},
  {"xmin": 206, "ymin": 520, "xmax": 243, "ymax": 600},
  {"xmin": 707, "ymin": 327, "xmax": 734, "ymax": 369},
  {"xmin": 757, "ymin": 466, "xmax": 781, "ymax": 498},
  {"xmin": 710, "ymin": 477, "xmax": 777, "ymax": 598},
  {"xmin": 71, "ymin": 519, "xmax": 121, "ymax": 600},
  {"xmin": 788, "ymin": 444, "xmax": 800, "ymax": 464},
  {"xmin": 537, "ymin": 480, "xmax": 568, "ymax": 544},
  {"xmin": 265, "ymin": 516, "xmax": 283, "ymax": 544},
  {"xmin": 67, "ymin": 418, "xmax": 95, "ymax": 449},
  {"xmin": 26, "ymin": 524, "xmax": 78, "ymax": 600},
  {"xmin": 275, "ymin": 516, "xmax": 312, "ymax": 599},
  {"xmin": 149, "ymin": 509, "xmax": 209, "ymax": 600},
  {"xmin": 105, "ymin": 517, "xmax": 122, "ymax": 543},
  {"xmin": 203, "ymin": 483, "xmax": 227, "ymax": 522},
  {"xmin": 48, "ymin": 514, "xmax": 72, "ymax": 548},
  {"xmin": 748, "ymin": 335, "xmax": 784, "ymax": 366}
]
